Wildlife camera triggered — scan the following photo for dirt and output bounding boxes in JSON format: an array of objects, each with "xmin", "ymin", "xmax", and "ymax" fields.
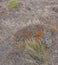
[{"xmin": 0, "ymin": 0, "xmax": 58, "ymax": 65}]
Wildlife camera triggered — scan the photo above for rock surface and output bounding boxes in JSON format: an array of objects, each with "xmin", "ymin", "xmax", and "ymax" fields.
[{"xmin": 0, "ymin": 0, "xmax": 58, "ymax": 65}]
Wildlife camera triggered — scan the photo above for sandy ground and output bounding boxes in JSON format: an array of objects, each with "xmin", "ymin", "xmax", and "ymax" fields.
[{"xmin": 0, "ymin": 0, "xmax": 58, "ymax": 65}]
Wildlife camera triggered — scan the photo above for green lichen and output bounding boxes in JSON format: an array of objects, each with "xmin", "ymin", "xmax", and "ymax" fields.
[
  {"xmin": 25, "ymin": 39, "xmax": 51, "ymax": 65},
  {"xmin": 7, "ymin": 0, "xmax": 19, "ymax": 8}
]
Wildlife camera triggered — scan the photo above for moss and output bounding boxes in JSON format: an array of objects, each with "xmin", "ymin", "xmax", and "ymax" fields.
[{"xmin": 7, "ymin": 0, "xmax": 19, "ymax": 8}]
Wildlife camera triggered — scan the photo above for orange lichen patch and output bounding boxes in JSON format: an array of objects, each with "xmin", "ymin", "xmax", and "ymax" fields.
[
  {"xmin": 35, "ymin": 25, "xmax": 44, "ymax": 40},
  {"xmin": 21, "ymin": 31, "xmax": 31, "ymax": 39},
  {"xmin": 36, "ymin": 32, "xmax": 43, "ymax": 37},
  {"xmin": 13, "ymin": 24, "xmax": 45, "ymax": 42},
  {"xmin": 35, "ymin": 32, "xmax": 43, "ymax": 40}
]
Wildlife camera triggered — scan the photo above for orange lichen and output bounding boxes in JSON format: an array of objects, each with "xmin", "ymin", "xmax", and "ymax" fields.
[
  {"xmin": 22, "ymin": 31, "xmax": 31, "ymax": 39},
  {"xmin": 35, "ymin": 25, "xmax": 44, "ymax": 40},
  {"xmin": 13, "ymin": 24, "xmax": 44, "ymax": 42}
]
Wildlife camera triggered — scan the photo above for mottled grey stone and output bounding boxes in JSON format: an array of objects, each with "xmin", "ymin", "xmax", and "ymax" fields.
[{"xmin": 0, "ymin": 0, "xmax": 58, "ymax": 65}]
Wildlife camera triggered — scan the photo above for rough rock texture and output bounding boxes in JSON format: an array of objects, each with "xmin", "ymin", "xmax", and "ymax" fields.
[{"xmin": 0, "ymin": 0, "xmax": 58, "ymax": 65}]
